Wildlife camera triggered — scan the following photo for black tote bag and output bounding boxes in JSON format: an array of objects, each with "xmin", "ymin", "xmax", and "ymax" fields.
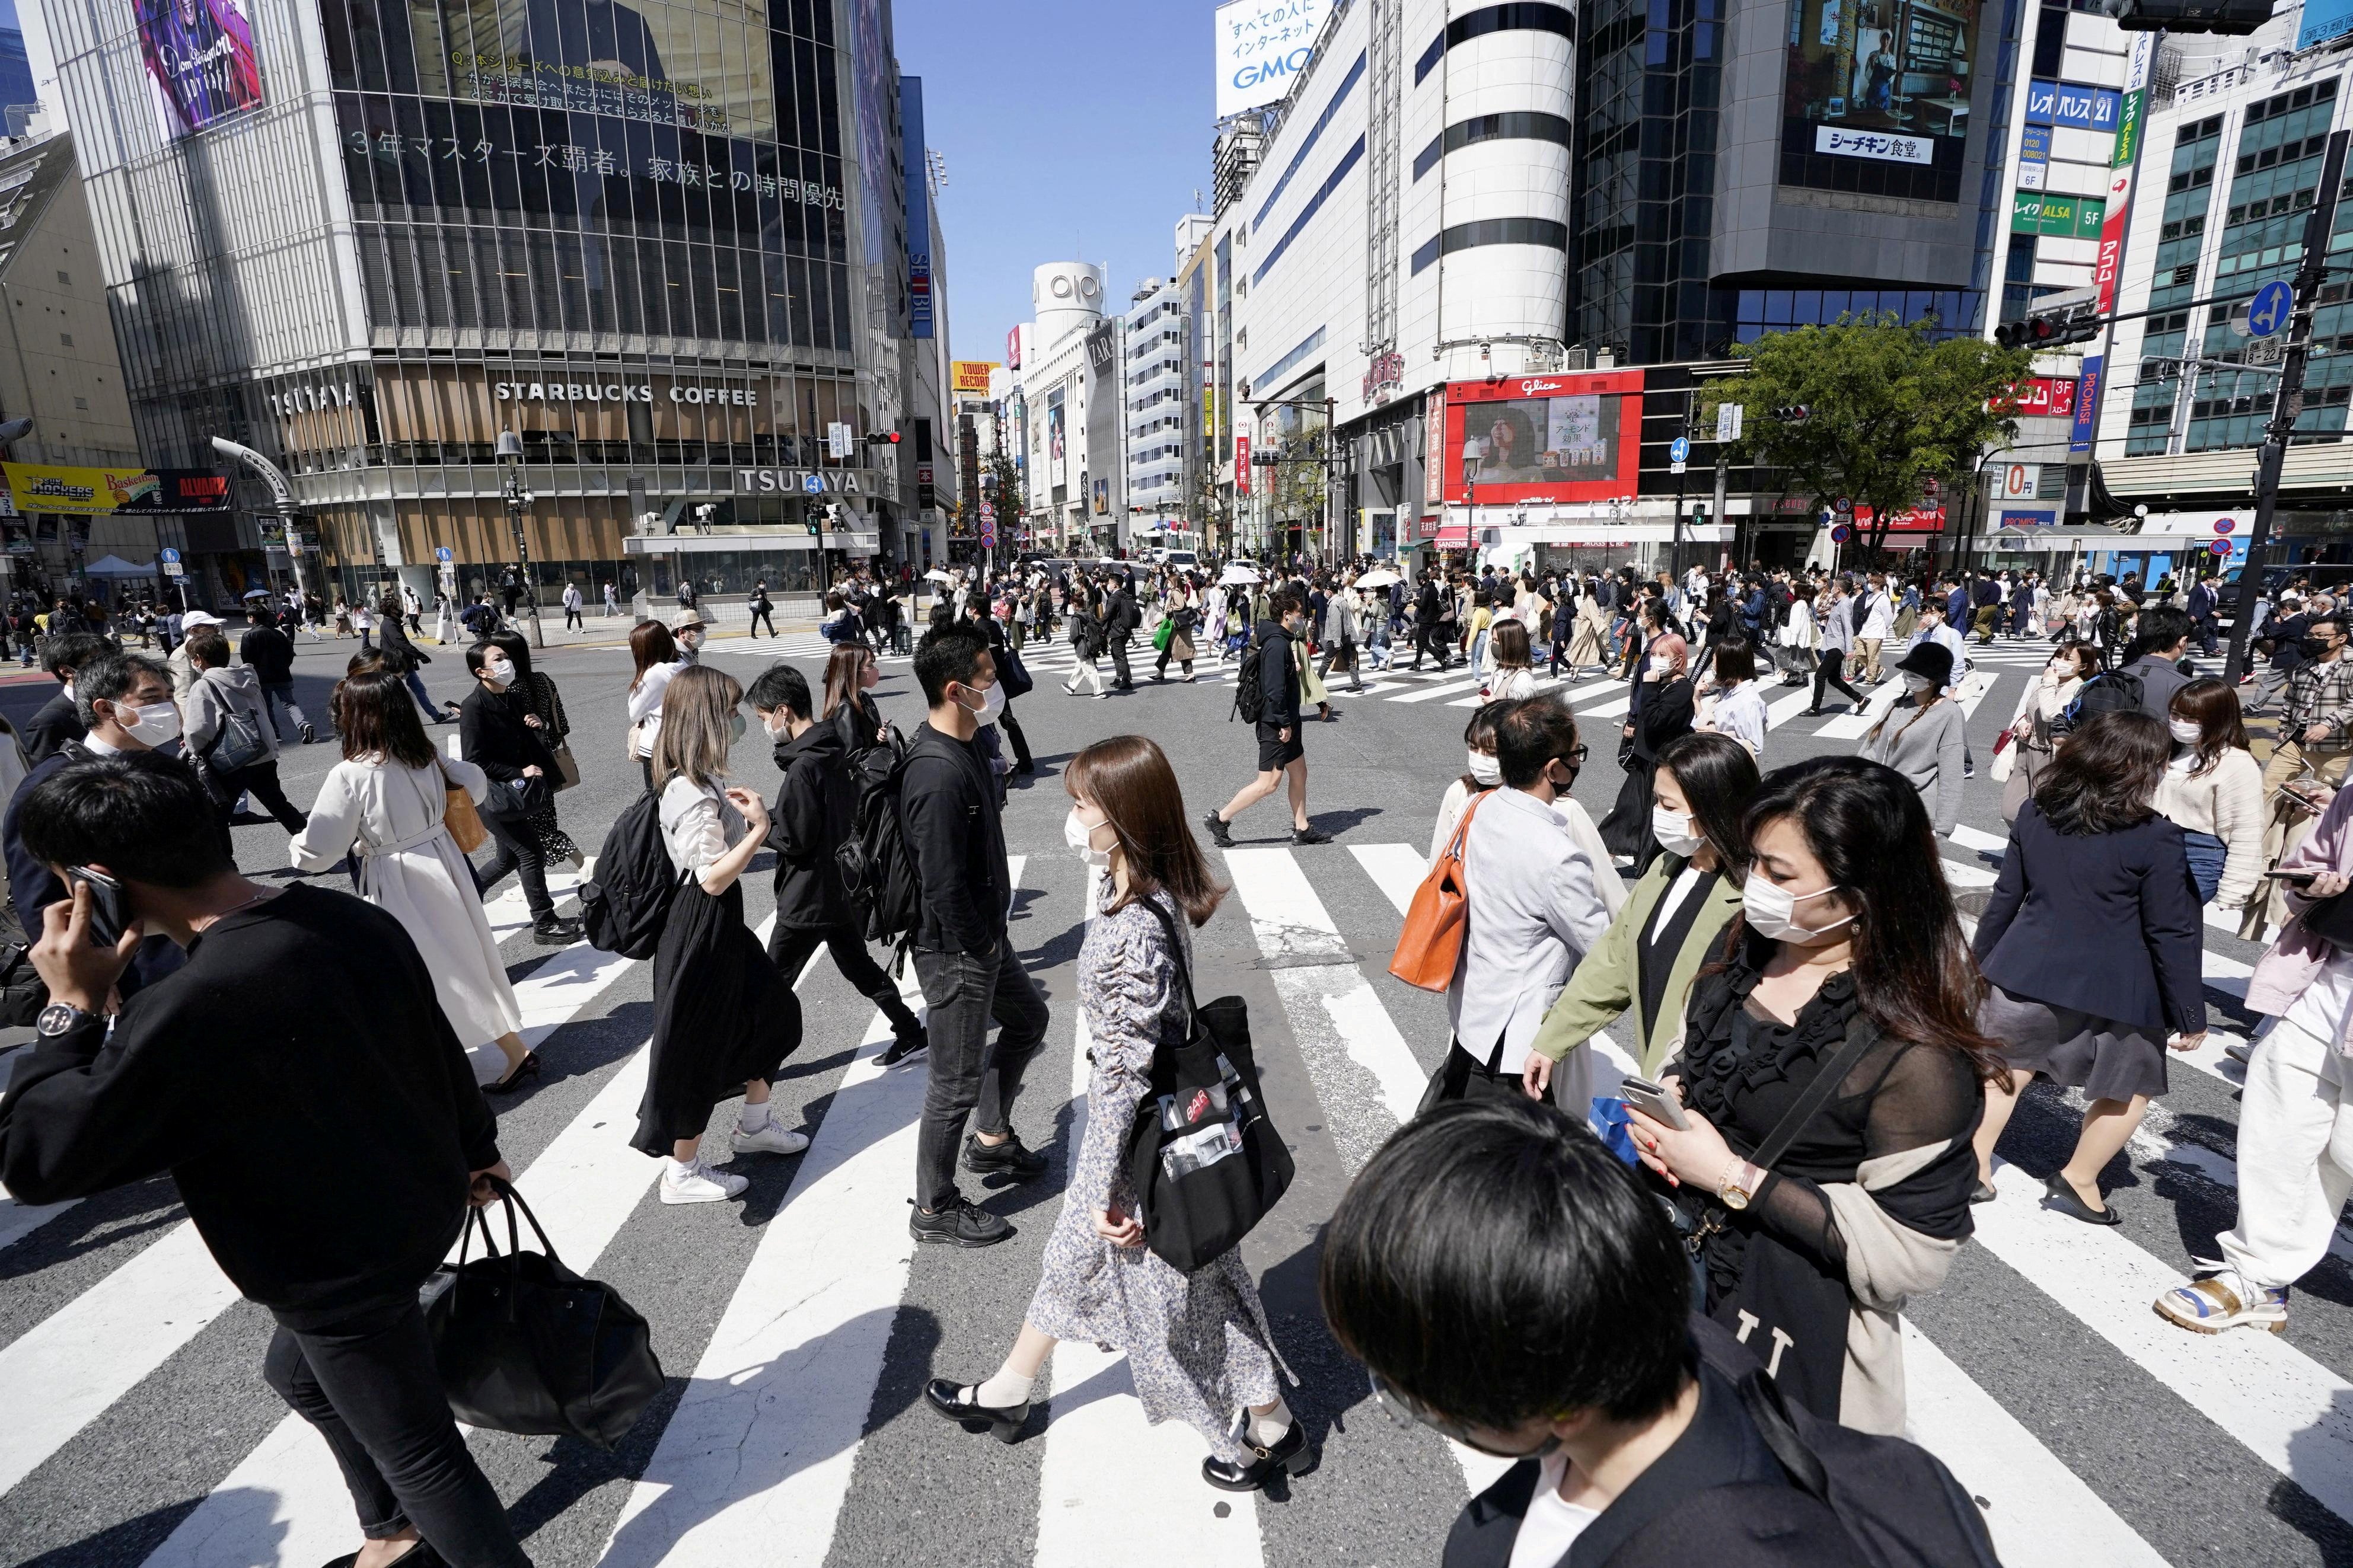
[
  {"xmin": 421, "ymin": 1179, "xmax": 664, "ymax": 1451},
  {"xmin": 1121, "ymin": 900, "xmax": 1295, "ymax": 1272}
]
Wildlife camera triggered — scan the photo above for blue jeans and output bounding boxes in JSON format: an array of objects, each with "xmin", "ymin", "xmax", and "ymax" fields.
[{"xmin": 403, "ymin": 668, "xmax": 439, "ymax": 720}]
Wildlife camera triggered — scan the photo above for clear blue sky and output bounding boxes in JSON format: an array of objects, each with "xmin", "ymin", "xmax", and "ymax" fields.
[{"xmin": 894, "ymin": 0, "xmax": 1216, "ymax": 364}]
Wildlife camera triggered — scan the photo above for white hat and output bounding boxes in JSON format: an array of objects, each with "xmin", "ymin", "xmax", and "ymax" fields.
[
  {"xmin": 670, "ymin": 607, "xmax": 707, "ymax": 631},
  {"xmin": 181, "ymin": 610, "xmax": 222, "ymax": 628}
]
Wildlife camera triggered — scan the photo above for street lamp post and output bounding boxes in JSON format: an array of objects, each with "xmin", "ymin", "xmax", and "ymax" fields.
[{"xmin": 494, "ymin": 430, "xmax": 546, "ymax": 649}]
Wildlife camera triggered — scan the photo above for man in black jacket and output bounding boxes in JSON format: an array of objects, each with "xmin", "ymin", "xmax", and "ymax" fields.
[
  {"xmin": 458, "ymin": 643, "xmax": 580, "ymax": 943},
  {"xmin": 1204, "ymin": 588, "xmax": 1329, "ymax": 848},
  {"xmin": 0, "ymin": 753, "xmax": 527, "ymax": 1568},
  {"xmin": 20, "ymin": 631, "xmax": 108, "ymax": 764},
  {"xmin": 1102, "ymin": 581, "xmax": 1140, "ymax": 690},
  {"xmin": 1411, "ymin": 578, "xmax": 1450, "ymax": 670},
  {"xmin": 1324, "ymin": 1100, "xmax": 1985, "ymax": 1568},
  {"xmin": 240, "ymin": 605, "xmax": 315, "ymax": 744},
  {"xmin": 900, "ymin": 626, "xmax": 1050, "ymax": 1248},
  {"xmin": 748, "ymin": 663, "xmax": 927, "ymax": 1065}
]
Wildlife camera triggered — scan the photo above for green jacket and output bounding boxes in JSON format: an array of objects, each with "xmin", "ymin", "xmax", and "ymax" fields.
[{"xmin": 1528, "ymin": 855, "xmax": 1743, "ymax": 1078}]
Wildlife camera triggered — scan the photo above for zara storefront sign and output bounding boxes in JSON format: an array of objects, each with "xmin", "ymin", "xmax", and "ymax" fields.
[{"xmin": 494, "ymin": 381, "xmax": 763, "ymax": 406}]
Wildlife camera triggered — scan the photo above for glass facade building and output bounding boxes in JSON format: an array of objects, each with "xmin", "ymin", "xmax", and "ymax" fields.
[{"xmin": 44, "ymin": 0, "xmax": 913, "ymax": 605}]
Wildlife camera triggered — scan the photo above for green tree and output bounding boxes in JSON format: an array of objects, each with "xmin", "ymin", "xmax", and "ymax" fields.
[
  {"xmin": 984, "ymin": 451, "xmax": 1026, "ymax": 548},
  {"xmin": 1701, "ymin": 315, "xmax": 2032, "ymax": 560}
]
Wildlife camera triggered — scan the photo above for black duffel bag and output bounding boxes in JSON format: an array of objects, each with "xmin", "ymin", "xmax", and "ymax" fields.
[
  {"xmin": 421, "ymin": 1178, "xmax": 663, "ymax": 1451},
  {"xmin": 1121, "ymin": 899, "xmax": 1294, "ymax": 1272}
]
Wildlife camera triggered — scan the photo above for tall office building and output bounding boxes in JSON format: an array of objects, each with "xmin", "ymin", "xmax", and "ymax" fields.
[{"xmin": 40, "ymin": 0, "xmax": 935, "ymax": 603}]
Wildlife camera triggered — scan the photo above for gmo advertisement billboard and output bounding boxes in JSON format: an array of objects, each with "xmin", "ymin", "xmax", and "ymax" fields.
[{"xmin": 1214, "ymin": 0, "xmax": 1332, "ymax": 120}]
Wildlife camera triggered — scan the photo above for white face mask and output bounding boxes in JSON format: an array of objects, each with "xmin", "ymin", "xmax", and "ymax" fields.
[
  {"xmin": 1466, "ymin": 750, "xmax": 1501, "ymax": 786},
  {"xmin": 764, "ymin": 710, "xmax": 792, "ymax": 739},
  {"xmin": 956, "ymin": 680, "xmax": 1006, "ymax": 723},
  {"xmin": 117, "ymin": 698, "xmax": 181, "ymax": 746},
  {"xmin": 2169, "ymin": 717, "xmax": 2204, "ymax": 745},
  {"xmin": 1902, "ymin": 672, "xmax": 1936, "ymax": 695},
  {"xmin": 1743, "ymin": 872, "xmax": 1854, "ymax": 943},
  {"xmin": 483, "ymin": 657, "xmax": 515, "ymax": 686},
  {"xmin": 1652, "ymin": 806, "xmax": 1706, "ymax": 857},
  {"xmin": 1064, "ymin": 806, "xmax": 1113, "ymax": 867}
]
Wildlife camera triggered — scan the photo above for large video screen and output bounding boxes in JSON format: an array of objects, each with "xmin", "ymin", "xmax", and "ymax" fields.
[
  {"xmin": 1442, "ymin": 373, "xmax": 1644, "ymax": 506},
  {"xmin": 408, "ymin": 0, "xmax": 773, "ymax": 138},
  {"xmin": 136, "ymin": 0, "xmax": 264, "ymax": 138},
  {"xmin": 1780, "ymin": 0, "xmax": 1981, "ymax": 201}
]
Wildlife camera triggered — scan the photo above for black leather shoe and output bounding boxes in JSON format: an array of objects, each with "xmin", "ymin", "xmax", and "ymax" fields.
[
  {"xmin": 879, "ymin": 1030, "xmax": 927, "ymax": 1066},
  {"xmin": 964, "ymin": 1132, "xmax": 1048, "ymax": 1180},
  {"xmin": 1202, "ymin": 1419, "xmax": 1315, "ymax": 1492},
  {"xmin": 909, "ymin": 1196, "xmax": 1011, "ymax": 1247},
  {"xmin": 486, "ymin": 1051, "xmax": 541, "ymax": 1095},
  {"xmin": 533, "ymin": 915, "xmax": 583, "ymax": 944},
  {"xmin": 1203, "ymin": 810, "xmax": 1234, "ymax": 848},
  {"xmin": 923, "ymin": 1377, "xmax": 1031, "ymax": 1444},
  {"xmin": 320, "ymin": 1540, "xmax": 445, "ymax": 1568},
  {"xmin": 2042, "ymin": 1172, "xmax": 2121, "ymax": 1225},
  {"xmin": 1970, "ymin": 1180, "xmax": 1998, "ymax": 1205}
]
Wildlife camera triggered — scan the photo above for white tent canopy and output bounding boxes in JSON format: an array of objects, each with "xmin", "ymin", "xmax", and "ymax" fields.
[{"xmin": 81, "ymin": 555, "xmax": 155, "ymax": 578}]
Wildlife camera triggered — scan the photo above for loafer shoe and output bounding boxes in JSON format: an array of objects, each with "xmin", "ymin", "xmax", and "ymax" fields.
[
  {"xmin": 2041, "ymin": 1172, "xmax": 2121, "ymax": 1226},
  {"xmin": 1202, "ymin": 1418, "xmax": 1315, "ymax": 1492},
  {"xmin": 923, "ymin": 1377, "xmax": 1031, "ymax": 1443}
]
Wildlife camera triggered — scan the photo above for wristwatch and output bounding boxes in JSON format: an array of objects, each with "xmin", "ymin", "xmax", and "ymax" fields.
[
  {"xmin": 1718, "ymin": 1157, "xmax": 1762, "ymax": 1211},
  {"xmin": 36, "ymin": 1002, "xmax": 97, "ymax": 1038}
]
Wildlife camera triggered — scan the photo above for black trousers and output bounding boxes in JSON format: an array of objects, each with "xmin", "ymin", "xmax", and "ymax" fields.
[
  {"xmin": 910, "ymin": 940, "xmax": 1051, "ymax": 1211},
  {"xmin": 769, "ymin": 921, "xmax": 924, "ymax": 1042},
  {"xmin": 477, "ymin": 811, "xmax": 553, "ymax": 921},
  {"xmin": 1411, "ymin": 624, "xmax": 1450, "ymax": 667},
  {"xmin": 751, "ymin": 607, "xmax": 776, "ymax": 637},
  {"xmin": 1108, "ymin": 635, "xmax": 1133, "ymax": 687},
  {"xmin": 221, "ymin": 761, "xmax": 308, "ymax": 832},
  {"xmin": 564, "ymin": 608, "xmax": 584, "ymax": 630},
  {"xmin": 996, "ymin": 701, "xmax": 1034, "ymax": 768},
  {"xmin": 264, "ymin": 1293, "xmax": 530, "ymax": 1568},
  {"xmin": 1810, "ymin": 648, "xmax": 1866, "ymax": 711}
]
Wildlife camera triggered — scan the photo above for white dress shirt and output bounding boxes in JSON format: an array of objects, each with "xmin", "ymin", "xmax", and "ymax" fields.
[{"xmin": 1446, "ymin": 785, "xmax": 1613, "ymax": 1075}]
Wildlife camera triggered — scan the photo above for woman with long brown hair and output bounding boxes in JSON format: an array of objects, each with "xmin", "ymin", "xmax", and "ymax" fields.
[
  {"xmin": 2156, "ymin": 675, "xmax": 2263, "ymax": 910},
  {"xmin": 925, "ymin": 735, "xmax": 1305, "ymax": 1492},
  {"xmin": 1622, "ymin": 755, "xmax": 1997, "ymax": 1433},
  {"xmin": 626, "ymin": 618, "xmax": 684, "ymax": 792},
  {"xmin": 1972, "ymin": 710, "xmax": 2206, "ymax": 1224},
  {"xmin": 820, "ymin": 639, "xmax": 891, "ymax": 754},
  {"xmin": 289, "ymin": 670, "xmax": 535, "ymax": 1089},
  {"xmin": 633, "ymin": 664, "xmax": 807, "ymax": 1204}
]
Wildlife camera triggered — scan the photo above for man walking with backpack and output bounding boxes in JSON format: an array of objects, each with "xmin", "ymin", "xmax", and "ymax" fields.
[
  {"xmin": 748, "ymin": 663, "xmax": 927, "ymax": 1066},
  {"xmin": 1204, "ymin": 588, "xmax": 1329, "ymax": 848},
  {"xmin": 900, "ymin": 627, "xmax": 1051, "ymax": 1247}
]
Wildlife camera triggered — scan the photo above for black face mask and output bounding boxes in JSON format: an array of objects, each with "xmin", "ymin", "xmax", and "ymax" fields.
[{"xmin": 2306, "ymin": 637, "xmax": 2337, "ymax": 660}]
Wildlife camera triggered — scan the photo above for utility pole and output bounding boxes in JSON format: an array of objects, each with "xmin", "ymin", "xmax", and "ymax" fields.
[
  {"xmin": 2224, "ymin": 127, "xmax": 2348, "ymax": 685},
  {"xmin": 1672, "ymin": 390, "xmax": 1691, "ymax": 577}
]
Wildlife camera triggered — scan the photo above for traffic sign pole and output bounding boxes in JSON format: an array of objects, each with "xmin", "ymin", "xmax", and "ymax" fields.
[{"xmin": 2226, "ymin": 126, "xmax": 2348, "ymax": 686}]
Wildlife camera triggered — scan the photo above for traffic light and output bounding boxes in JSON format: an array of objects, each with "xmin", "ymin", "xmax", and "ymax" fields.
[
  {"xmin": 2101, "ymin": 0, "xmax": 2271, "ymax": 31},
  {"xmin": 1995, "ymin": 306, "xmax": 2103, "ymax": 350},
  {"xmin": 863, "ymin": 430, "xmax": 901, "ymax": 447},
  {"xmin": 1771, "ymin": 405, "xmax": 1812, "ymax": 423}
]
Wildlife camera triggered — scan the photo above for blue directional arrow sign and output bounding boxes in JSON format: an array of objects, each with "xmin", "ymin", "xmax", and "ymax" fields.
[
  {"xmin": 434, "ymin": 545, "xmax": 453, "ymax": 562},
  {"xmin": 802, "ymin": 474, "xmax": 825, "ymax": 494},
  {"xmin": 1668, "ymin": 436, "xmax": 1691, "ymax": 464},
  {"xmin": 158, "ymin": 547, "xmax": 180, "ymax": 563},
  {"xmin": 2249, "ymin": 280, "xmax": 2294, "ymax": 339}
]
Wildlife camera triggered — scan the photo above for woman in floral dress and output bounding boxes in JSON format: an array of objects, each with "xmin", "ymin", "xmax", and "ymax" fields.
[{"xmin": 924, "ymin": 734, "xmax": 1305, "ymax": 1491}]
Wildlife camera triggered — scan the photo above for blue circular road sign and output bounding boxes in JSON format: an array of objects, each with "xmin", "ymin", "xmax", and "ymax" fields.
[
  {"xmin": 1831, "ymin": 523, "xmax": 1854, "ymax": 543},
  {"xmin": 2249, "ymin": 280, "xmax": 2294, "ymax": 338},
  {"xmin": 434, "ymin": 545, "xmax": 454, "ymax": 562},
  {"xmin": 159, "ymin": 547, "xmax": 180, "ymax": 563},
  {"xmin": 1668, "ymin": 436, "xmax": 1691, "ymax": 464}
]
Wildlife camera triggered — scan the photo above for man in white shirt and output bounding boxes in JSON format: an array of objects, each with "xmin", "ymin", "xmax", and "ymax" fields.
[
  {"xmin": 1440, "ymin": 700, "xmax": 1612, "ymax": 1101},
  {"xmin": 1904, "ymin": 596, "xmax": 1968, "ymax": 698},
  {"xmin": 1855, "ymin": 573, "xmax": 1895, "ymax": 682}
]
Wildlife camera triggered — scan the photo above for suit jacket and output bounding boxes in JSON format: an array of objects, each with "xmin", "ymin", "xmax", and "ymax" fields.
[
  {"xmin": 1446, "ymin": 786, "xmax": 1612, "ymax": 1075},
  {"xmin": 1975, "ymin": 801, "xmax": 2205, "ymax": 1033},
  {"xmin": 20, "ymin": 689, "xmax": 83, "ymax": 765}
]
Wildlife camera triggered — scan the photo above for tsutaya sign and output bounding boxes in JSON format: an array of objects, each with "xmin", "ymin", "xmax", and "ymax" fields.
[
  {"xmin": 494, "ymin": 381, "xmax": 762, "ymax": 406},
  {"xmin": 735, "ymin": 468, "xmax": 868, "ymax": 494}
]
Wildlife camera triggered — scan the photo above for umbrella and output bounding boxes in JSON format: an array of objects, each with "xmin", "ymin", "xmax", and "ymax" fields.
[
  {"xmin": 242, "ymin": 587, "xmax": 275, "ymax": 599},
  {"xmin": 1218, "ymin": 565, "xmax": 1263, "ymax": 586},
  {"xmin": 1354, "ymin": 569, "xmax": 1402, "ymax": 589},
  {"xmin": 924, "ymin": 569, "xmax": 956, "ymax": 584}
]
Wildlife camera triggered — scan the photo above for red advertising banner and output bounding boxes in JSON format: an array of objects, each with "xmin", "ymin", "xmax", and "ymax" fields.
[
  {"xmin": 1991, "ymin": 376, "xmax": 2078, "ymax": 418},
  {"xmin": 1440, "ymin": 372, "xmax": 1645, "ymax": 506},
  {"xmin": 1235, "ymin": 434, "xmax": 1251, "ymax": 496},
  {"xmin": 1423, "ymin": 387, "xmax": 1447, "ymax": 506},
  {"xmin": 1852, "ymin": 503, "xmax": 1948, "ymax": 532}
]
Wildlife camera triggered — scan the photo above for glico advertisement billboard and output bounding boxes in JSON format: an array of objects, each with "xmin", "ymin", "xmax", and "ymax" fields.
[{"xmin": 1439, "ymin": 373, "xmax": 1645, "ymax": 506}]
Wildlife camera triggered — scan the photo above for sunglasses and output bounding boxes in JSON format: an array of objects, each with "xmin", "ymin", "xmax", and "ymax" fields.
[{"xmin": 1369, "ymin": 1371, "xmax": 1563, "ymax": 1460}]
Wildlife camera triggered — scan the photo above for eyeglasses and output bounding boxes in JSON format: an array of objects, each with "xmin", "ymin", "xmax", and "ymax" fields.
[
  {"xmin": 1563, "ymin": 745, "xmax": 1590, "ymax": 766},
  {"xmin": 1369, "ymin": 1372, "xmax": 1563, "ymax": 1460}
]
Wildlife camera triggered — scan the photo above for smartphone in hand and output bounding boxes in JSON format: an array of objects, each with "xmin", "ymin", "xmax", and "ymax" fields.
[
  {"xmin": 66, "ymin": 867, "xmax": 129, "ymax": 949},
  {"xmin": 1619, "ymin": 1075, "xmax": 1690, "ymax": 1131}
]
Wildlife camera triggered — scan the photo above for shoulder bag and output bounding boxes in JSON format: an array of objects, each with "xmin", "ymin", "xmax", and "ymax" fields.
[
  {"xmin": 1121, "ymin": 898, "xmax": 1295, "ymax": 1272},
  {"xmin": 1388, "ymin": 791, "xmax": 1488, "ymax": 992},
  {"xmin": 435, "ymin": 760, "xmax": 489, "ymax": 852},
  {"xmin": 422, "ymin": 1178, "xmax": 664, "ymax": 1451},
  {"xmin": 996, "ymin": 641, "xmax": 1035, "ymax": 699},
  {"xmin": 202, "ymin": 696, "xmax": 270, "ymax": 776}
]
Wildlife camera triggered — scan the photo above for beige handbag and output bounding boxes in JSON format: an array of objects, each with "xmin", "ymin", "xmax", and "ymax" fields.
[
  {"xmin": 550, "ymin": 739, "xmax": 582, "ymax": 791},
  {"xmin": 436, "ymin": 761, "xmax": 489, "ymax": 853}
]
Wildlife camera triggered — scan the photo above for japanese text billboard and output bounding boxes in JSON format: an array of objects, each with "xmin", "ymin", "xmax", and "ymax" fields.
[
  {"xmin": 1781, "ymin": 0, "xmax": 1982, "ymax": 201},
  {"xmin": 136, "ymin": 0, "xmax": 263, "ymax": 138},
  {"xmin": 1214, "ymin": 0, "xmax": 1331, "ymax": 120},
  {"xmin": 1440, "ymin": 373, "xmax": 1644, "ymax": 506}
]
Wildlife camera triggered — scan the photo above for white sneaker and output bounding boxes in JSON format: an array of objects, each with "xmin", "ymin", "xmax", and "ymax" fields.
[
  {"xmin": 660, "ymin": 1158, "xmax": 749, "ymax": 1204},
  {"xmin": 733, "ymin": 1120, "xmax": 812, "ymax": 1155}
]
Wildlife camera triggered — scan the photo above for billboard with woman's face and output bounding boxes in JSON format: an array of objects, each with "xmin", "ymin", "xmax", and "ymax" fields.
[
  {"xmin": 1440, "ymin": 372, "xmax": 1644, "ymax": 506},
  {"xmin": 136, "ymin": 0, "xmax": 263, "ymax": 138}
]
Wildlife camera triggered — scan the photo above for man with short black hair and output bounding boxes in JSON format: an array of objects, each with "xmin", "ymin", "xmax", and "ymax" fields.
[
  {"xmin": 21, "ymin": 631, "xmax": 109, "ymax": 764},
  {"xmin": 2122, "ymin": 603, "xmax": 2196, "ymax": 723},
  {"xmin": 1204, "ymin": 587, "xmax": 1329, "ymax": 848},
  {"xmin": 0, "ymin": 752, "xmax": 527, "ymax": 1568},
  {"xmin": 5, "ymin": 650, "xmax": 185, "ymax": 931},
  {"xmin": 1322, "ymin": 1100, "xmax": 1974, "ymax": 1567},
  {"xmin": 901, "ymin": 627, "xmax": 1051, "ymax": 1247},
  {"xmin": 747, "ymin": 662, "xmax": 927, "ymax": 1066},
  {"xmin": 240, "ymin": 604, "xmax": 315, "ymax": 744}
]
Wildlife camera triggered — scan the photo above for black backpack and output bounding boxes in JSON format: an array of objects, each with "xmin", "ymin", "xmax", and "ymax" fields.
[
  {"xmin": 1121, "ymin": 899, "xmax": 1294, "ymax": 1272},
  {"xmin": 1231, "ymin": 634, "xmax": 1268, "ymax": 723},
  {"xmin": 2058, "ymin": 667, "xmax": 2144, "ymax": 733},
  {"xmin": 578, "ymin": 793, "xmax": 680, "ymax": 960},
  {"xmin": 835, "ymin": 737, "xmax": 923, "ymax": 950}
]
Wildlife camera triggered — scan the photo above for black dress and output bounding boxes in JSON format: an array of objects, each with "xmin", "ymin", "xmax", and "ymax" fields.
[
  {"xmin": 1600, "ymin": 674, "xmax": 1694, "ymax": 867},
  {"xmin": 632, "ymin": 782, "xmax": 802, "ymax": 1154},
  {"xmin": 1662, "ymin": 940, "xmax": 1980, "ymax": 1422}
]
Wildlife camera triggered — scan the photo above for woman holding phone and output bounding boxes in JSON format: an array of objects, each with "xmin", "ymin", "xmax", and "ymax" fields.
[{"xmin": 1621, "ymin": 756, "xmax": 1995, "ymax": 1432}]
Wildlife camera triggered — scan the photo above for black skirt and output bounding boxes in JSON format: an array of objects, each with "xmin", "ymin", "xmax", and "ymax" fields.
[
  {"xmin": 632, "ymin": 877, "xmax": 801, "ymax": 1154},
  {"xmin": 1599, "ymin": 758, "xmax": 1660, "ymax": 865}
]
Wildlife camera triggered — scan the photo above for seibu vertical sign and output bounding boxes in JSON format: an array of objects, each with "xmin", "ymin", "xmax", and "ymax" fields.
[{"xmin": 2095, "ymin": 33, "xmax": 2155, "ymax": 317}]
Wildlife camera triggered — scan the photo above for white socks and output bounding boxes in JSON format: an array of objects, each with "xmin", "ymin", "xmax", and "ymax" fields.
[
  {"xmin": 738, "ymin": 1100, "xmax": 771, "ymax": 1133},
  {"xmin": 665, "ymin": 1155, "xmax": 700, "ymax": 1180},
  {"xmin": 974, "ymin": 1368, "xmax": 1035, "ymax": 1409},
  {"xmin": 1248, "ymin": 1397, "xmax": 1294, "ymax": 1449}
]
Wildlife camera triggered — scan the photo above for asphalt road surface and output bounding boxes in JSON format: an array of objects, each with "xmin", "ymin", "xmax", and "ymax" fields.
[{"xmin": 0, "ymin": 620, "xmax": 2347, "ymax": 1568}]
